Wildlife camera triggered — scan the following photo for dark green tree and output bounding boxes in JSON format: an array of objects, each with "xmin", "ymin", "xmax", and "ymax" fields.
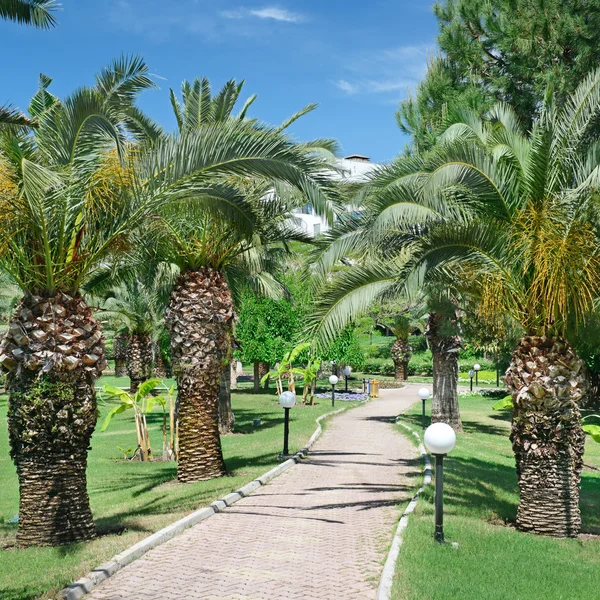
[{"xmin": 398, "ymin": 0, "xmax": 600, "ymax": 152}]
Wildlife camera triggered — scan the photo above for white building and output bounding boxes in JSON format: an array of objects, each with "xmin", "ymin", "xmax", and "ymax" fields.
[{"xmin": 292, "ymin": 154, "xmax": 380, "ymax": 237}]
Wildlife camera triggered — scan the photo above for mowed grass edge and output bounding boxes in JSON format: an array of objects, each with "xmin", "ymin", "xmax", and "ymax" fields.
[
  {"xmin": 392, "ymin": 395, "xmax": 600, "ymax": 600},
  {"xmin": 0, "ymin": 376, "xmax": 355, "ymax": 600}
]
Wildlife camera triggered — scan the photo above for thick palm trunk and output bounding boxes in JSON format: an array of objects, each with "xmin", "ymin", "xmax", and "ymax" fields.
[
  {"xmin": 113, "ymin": 334, "xmax": 128, "ymax": 377},
  {"xmin": 505, "ymin": 336, "xmax": 586, "ymax": 537},
  {"xmin": 0, "ymin": 293, "xmax": 106, "ymax": 546},
  {"xmin": 219, "ymin": 364, "xmax": 235, "ymax": 434},
  {"xmin": 165, "ymin": 267, "xmax": 233, "ymax": 482},
  {"xmin": 426, "ymin": 312, "xmax": 462, "ymax": 432},
  {"xmin": 391, "ymin": 337, "xmax": 411, "ymax": 381},
  {"xmin": 127, "ymin": 333, "xmax": 153, "ymax": 393}
]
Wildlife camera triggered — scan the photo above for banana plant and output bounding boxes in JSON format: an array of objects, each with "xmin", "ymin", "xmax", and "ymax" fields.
[
  {"xmin": 100, "ymin": 378, "xmax": 166, "ymax": 461},
  {"xmin": 294, "ymin": 356, "xmax": 322, "ymax": 405},
  {"xmin": 583, "ymin": 415, "xmax": 600, "ymax": 444},
  {"xmin": 261, "ymin": 342, "xmax": 312, "ymax": 395}
]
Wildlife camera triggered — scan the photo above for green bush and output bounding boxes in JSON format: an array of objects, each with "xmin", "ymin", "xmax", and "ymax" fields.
[
  {"xmin": 408, "ymin": 351, "xmax": 433, "ymax": 376},
  {"xmin": 364, "ymin": 341, "xmax": 393, "ymax": 359},
  {"xmin": 104, "ymin": 336, "xmax": 114, "ymax": 360},
  {"xmin": 363, "ymin": 357, "xmax": 395, "ymax": 376},
  {"xmin": 409, "ymin": 334, "xmax": 427, "ymax": 352},
  {"xmin": 458, "ymin": 358, "xmax": 495, "ymax": 373}
]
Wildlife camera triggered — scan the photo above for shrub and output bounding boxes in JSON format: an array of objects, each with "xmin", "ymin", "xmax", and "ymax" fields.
[
  {"xmin": 363, "ymin": 358, "xmax": 395, "ymax": 376},
  {"xmin": 409, "ymin": 334, "xmax": 427, "ymax": 352},
  {"xmin": 408, "ymin": 351, "xmax": 433, "ymax": 376},
  {"xmin": 458, "ymin": 358, "xmax": 495, "ymax": 373}
]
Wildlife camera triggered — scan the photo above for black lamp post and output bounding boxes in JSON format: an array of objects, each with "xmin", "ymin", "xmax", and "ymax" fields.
[
  {"xmin": 329, "ymin": 375, "xmax": 339, "ymax": 407},
  {"xmin": 418, "ymin": 387, "xmax": 431, "ymax": 430},
  {"xmin": 343, "ymin": 365, "xmax": 352, "ymax": 392},
  {"xmin": 468, "ymin": 369, "xmax": 475, "ymax": 392},
  {"xmin": 424, "ymin": 422, "xmax": 457, "ymax": 543},
  {"xmin": 279, "ymin": 391, "xmax": 296, "ymax": 457},
  {"xmin": 474, "ymin": 363, "xmax": 481, "ymax": 387}
]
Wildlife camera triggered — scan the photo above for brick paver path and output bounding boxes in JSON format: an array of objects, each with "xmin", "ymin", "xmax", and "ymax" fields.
[{"xmin": 87, "ymin": 388, "xmax": 420, "ymax": 600}]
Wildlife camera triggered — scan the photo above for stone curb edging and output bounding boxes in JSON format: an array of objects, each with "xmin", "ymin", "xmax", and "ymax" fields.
[
  {"xmin": 61, "ymin": 406, "xmax": 349, "ymax": 600},
  {"xmin": 376, "ymin": 420, "xmax": 432, "ymax": 600}
]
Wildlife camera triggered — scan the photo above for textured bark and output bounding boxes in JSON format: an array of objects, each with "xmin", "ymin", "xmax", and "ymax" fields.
[
  {"xmin": 165, "ymin": 268, "xmax": 233, "ymax": 482},
  {"xmin": 253, "ymin": 361, "xmax": 261, "ymax": 392},
  {"xmin": 113, "ymin": 334, "xmax": 128, "ymax": 377},
  {"xmin": 0, "ymin": 293, "xmax": 106, "ymax": 546},
  {"xmin": 391, "ymin": 338, "xmax": 411, "ymax": 381},
  {"xmin": 127, "ymin": 333, "xmax": 153, "ymax": 393},
  {"xmin": 426, "ymin": 312, "xmax": 463, "ymax": 432},
  {"xmin": 219, "ymin": 364, "xmax": 235, "ymax": 434},
  {"xmin": 153, "ymin": 342, "xmax": 168, "ymax": 378},
  {"xmin": 505, "ymin": 336, "xmax": 586, "ymax": 537},
  {"xmin": 230, "ymin": 361, "xmax": 238, "ymax": 390},
  {"xmin": 261, "ymin": 362, "xmax": 270, "ymax": 390}
]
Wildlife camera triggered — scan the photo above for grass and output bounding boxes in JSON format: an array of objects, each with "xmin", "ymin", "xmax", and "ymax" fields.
[
  {"xmin": 393, "ymin": 395, "xmax": 600, "ymax": 600},
  {"xmin": 0, "ymin": 374, "xmax": 351, "ymax": 600}
]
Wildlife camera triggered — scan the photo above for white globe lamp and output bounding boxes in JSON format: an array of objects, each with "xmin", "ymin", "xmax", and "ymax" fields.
[{"xmin": 424, "ymin": 421, "xmax": 457, "ymax": 543}]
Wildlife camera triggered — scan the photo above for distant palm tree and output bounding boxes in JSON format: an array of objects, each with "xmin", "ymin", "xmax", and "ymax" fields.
[{"xmin": 0, "ymin": 0, "xmax": 57, "ymax": 29}]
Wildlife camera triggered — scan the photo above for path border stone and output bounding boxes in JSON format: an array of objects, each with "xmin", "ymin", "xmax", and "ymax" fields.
[
  {"xmin": 376, "ymin": 420, "xmax": 432, "ymax": 600},
  {"xmin": 61, "ymin": 406, "xmax": 350, "ymax": 600}
]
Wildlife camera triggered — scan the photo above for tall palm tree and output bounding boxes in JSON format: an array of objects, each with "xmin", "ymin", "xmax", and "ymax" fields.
[
  {"xmin": 0, "ymin": 56, "xmax": 159, "ymax": 546},
  {"xmin": 312, "ymin": 71, "xmax": 600, "ymax": 537},
  {"xmin": 0, "ymin": 0, "xmax": 57, "ymax": 28},
  {"xmin": 148, "ymin": 144, "xmax": 338, "ymax": 482}
]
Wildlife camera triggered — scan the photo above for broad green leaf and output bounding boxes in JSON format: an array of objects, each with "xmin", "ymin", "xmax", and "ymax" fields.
[
  {"xmin": 137, "ymin": 378, "xmax": 162, "ymax": 398},
  {"xmin": 583, "ymin": 424, "xmax": 600, "ymax": 444},
  {"xmin": 492, "ymin": 396, "xmax": 514, "ymax": 410},
  {"xmin": 103, "ymin": 385, "xmax": 132, "ymax": 402},
  {"xmin": 100, "ymin": 403, "xmax": 130, "ymax": 432}
]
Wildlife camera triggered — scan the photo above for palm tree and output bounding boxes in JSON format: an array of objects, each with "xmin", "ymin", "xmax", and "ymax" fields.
[
  {"xmin": 146, "ymin": 136, "xmax": 338, "ymax": 482},
  {"xmin": 89, "ymin": 263, "xmax": 175, "ymax": 392},
  {"xmin": 0, "ymin": 0, "xmax": 57, "ymax": 28},
  {"xmin": 0, "ymin": 56, "xmax": 159, "ymax": 546},
  {"xmin": 379, "ymin": 298, "xmax": 425, "ymax": 381},
  {"xmin": 314, "ymin": 72, "xmax": 600, "ymax": 537}
]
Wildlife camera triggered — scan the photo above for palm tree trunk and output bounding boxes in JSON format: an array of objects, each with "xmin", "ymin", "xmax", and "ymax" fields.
[
  {"xmin": 153, "ymin": 342, "xmax": 168, "ymax": 378},
  {"xmin": 0, "ymin": 292, "xmax": 106, "ymax": 546},
  {"xmin": 426, "ymin": 312, "xmax": 463, "ymax": 432},
  {"xmin": 113, "ymin": 334, "xmax": 128, "ymax": 377},
  {"xmin": 391, "ymin": 337, "xmax": 412, "ymax": 381},
  {"xmin": 165, "ymin": 267, "xmax": 233, "ymax": 482},
  {"xmin": 219, "ymin": 362, "xmax": 235, "ymax": 434},
  {"xmin": 127, "ymin": 333, "xmax": 153, "ymax": 393},
  {"xmin": 505, "ymin": 336, "xmax": 586, "ymax": 537},
  {"xmin": 253, "ymin": 361, "xmax": 261, "ymax": 392}
]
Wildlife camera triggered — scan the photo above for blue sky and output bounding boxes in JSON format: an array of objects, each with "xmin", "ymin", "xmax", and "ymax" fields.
[{"xmin": 1, "ymin": 1, "xmax": 438, "ymax": 162}]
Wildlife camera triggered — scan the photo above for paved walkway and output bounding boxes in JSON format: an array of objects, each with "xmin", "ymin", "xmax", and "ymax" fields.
[{"xmin": 87, "ymin": 388, "xmax": 420, "ymax": 600}]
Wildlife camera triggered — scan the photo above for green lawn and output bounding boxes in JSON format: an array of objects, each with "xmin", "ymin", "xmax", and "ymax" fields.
[
  {"xmin": 0, "ymin": 375, "xmax": 349, "ymax": 600},
  {"xmin": 393, "ymin": 395, "xmax": 600, "ymax": 600}
]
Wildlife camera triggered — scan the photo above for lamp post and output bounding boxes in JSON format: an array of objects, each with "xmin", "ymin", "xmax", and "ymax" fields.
[
  {"xmin": 279, "ymin": 391, "xmax": 296, "ymax": 457},
  {"xmin": 473, "ymin": 363, "xmax": 481, "ymax": 387},
  {"xmin": 418, "ymin": 387, "xmax": 431, "ymax": 430},
  {"xmin": 329, "ymin": 374, "xmax": 339, "ymax": 406},
  {"xmin": 424, "ymin": 422, "xmax": 457, "ymax": 543},
  {"xmin": 468, "ymin": 369, "xmax": 475, "ymax": 392},
  {"xmin": 343, "ymin": 366, "xmax": 352, "ymax": 392}
]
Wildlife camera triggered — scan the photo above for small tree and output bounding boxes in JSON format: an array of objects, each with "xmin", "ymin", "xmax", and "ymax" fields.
[{"xmin": 236, "ymin": 292, "xmax": 301, "ymax": 391}]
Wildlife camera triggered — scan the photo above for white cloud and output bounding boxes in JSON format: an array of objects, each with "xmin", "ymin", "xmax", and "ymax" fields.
[
  {"xmin": 221, "ymin": 6, "xmax": 306, "ymax": 23},
  {"xmin": 333, "ymin": 79, "xmax": 359, "ymax": 95},
  {"xmin": 334, "ymin": 44, "xmax": 432, "ymax": 97}
]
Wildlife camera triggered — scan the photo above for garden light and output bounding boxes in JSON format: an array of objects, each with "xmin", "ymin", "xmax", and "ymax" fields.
[
  {"xmin": 329, "ymin": 374, "xmax": 339, "ymax": 407},
  {"xmin": 468, "ymin": 369, "xmax": 475, "ymax": 392},
  {"xmin": 279, "ymin": 391, "xmax": 296, "ymax": 457},
  {"xmin": 473, "ymin": 363, "xmax": 481, "ymax": 386},
  {"xmin": 343, "ymin": 366, "xmax": 352, "ymax": 392},
  {"xmin": 418, "ymin": 387, "xmax": 431, "ymax": 430},
  {"xmin": 424, "ymin": 422, "xmax": 457, "ymax": 542}
]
